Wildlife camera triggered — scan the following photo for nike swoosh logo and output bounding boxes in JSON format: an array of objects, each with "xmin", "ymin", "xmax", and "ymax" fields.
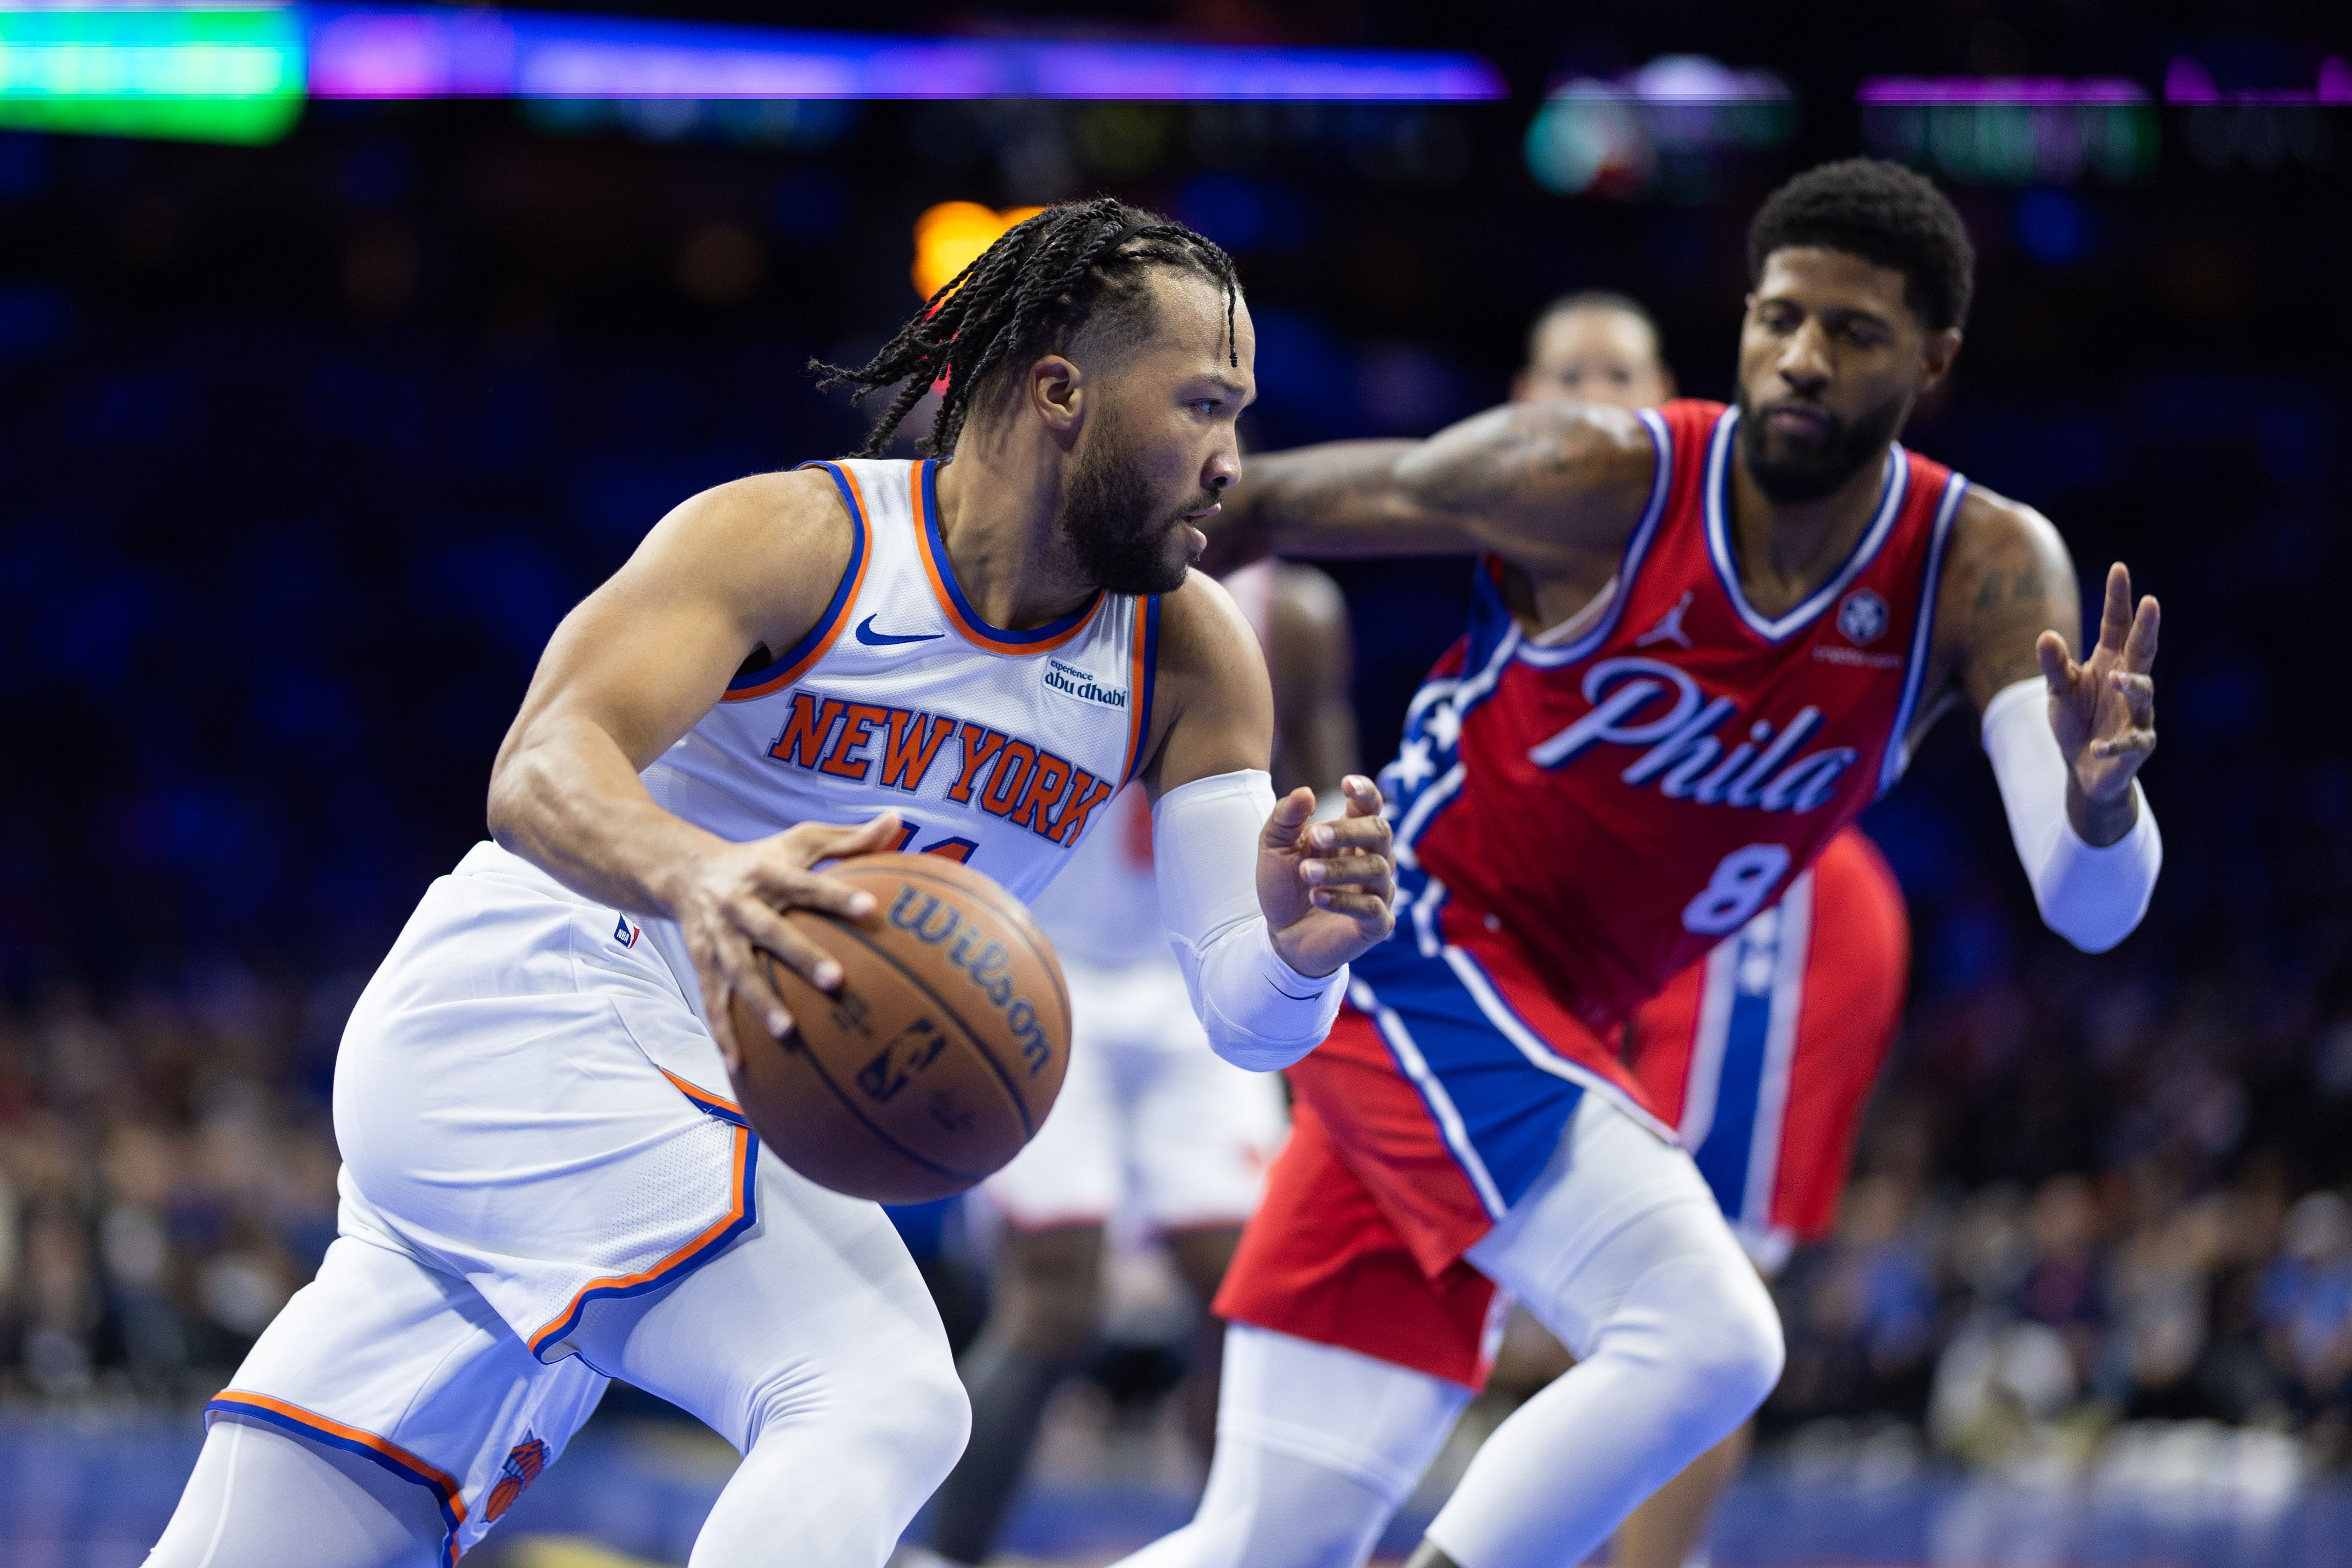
[{"xmin": 854, "ymin": 615, "xmax": 944, "ymax": 647}]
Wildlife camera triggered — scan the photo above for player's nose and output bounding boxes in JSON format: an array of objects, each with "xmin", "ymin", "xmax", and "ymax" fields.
[
  {"xmin": 1204, "ymin": 439, "xmax": 1240, "ymax": 491},
  {"xmin": 1777, "ymin": 320, "xmax": 1834, "ymax": 387}
]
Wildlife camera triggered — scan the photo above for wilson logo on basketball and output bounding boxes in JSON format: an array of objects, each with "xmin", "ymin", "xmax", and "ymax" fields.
[
  {"xmin": 483, "ymin": 1435, "xmax": 548, "ymax": 1522},
  {"xmin": 887, "ymin": 886, "xmax": 1055, "ymax": 1076}
]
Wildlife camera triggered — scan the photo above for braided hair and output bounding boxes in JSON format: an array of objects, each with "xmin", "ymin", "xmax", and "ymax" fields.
[{"xmin": 812, "ymin": 198, "xmax": 1239, "ymax": 459}]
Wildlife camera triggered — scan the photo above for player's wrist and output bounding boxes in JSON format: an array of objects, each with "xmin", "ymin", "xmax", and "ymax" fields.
[{"xmin": 2064, "ymin": 772, "xmax": 2138, "ymax": 848}]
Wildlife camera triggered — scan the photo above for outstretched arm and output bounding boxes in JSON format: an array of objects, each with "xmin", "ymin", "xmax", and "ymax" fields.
[
  {"xmin": 1937, "ymin": 490, "xmax": 2161, "ymax": 950},
  {"xmin": 1210, "ymin": 402, "xmax": 1656, "ymax": 575}
]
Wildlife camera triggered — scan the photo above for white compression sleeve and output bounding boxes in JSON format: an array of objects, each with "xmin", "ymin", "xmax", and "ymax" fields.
[
  {"xmin": 1154, "ymin": 769, "xmax": 1348, "ymax": 1072},
  {"xmin": 1981, "ymin": 677, "xmax": 2162, "ymax": 953}
]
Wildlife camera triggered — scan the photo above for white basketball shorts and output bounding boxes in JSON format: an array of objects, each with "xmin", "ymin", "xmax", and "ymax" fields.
[
  {"xmin": 206, "ymin": 841, "xmax": 764, "ymax": 1562},
  {"xmin": 981, "ymin": 953, "xmax": 1287, "ymax": 1233}
]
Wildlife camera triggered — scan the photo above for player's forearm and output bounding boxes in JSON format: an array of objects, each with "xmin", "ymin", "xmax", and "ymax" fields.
[
  {"xmin": 487, "ymin": 713, "xmax": 727, "ymax": 918},
  {"xmin": 1218, "ymin": 440, "xmax": 1464, "ymax": 561}
]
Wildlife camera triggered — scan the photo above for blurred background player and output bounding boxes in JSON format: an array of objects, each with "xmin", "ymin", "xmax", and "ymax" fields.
[
  {"xmin": 922, "ymin": 557, "xmax": 1359, "ymax": 1565},
  {"xmin": 1492, "ymin": 290, "xmax": 1916, "ymax": 1568}
]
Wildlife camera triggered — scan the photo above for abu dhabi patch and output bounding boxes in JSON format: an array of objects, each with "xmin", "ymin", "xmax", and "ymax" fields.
[{"xmin": 1042, "ymin": 657, "xmax": 1126, "ymax": 709}]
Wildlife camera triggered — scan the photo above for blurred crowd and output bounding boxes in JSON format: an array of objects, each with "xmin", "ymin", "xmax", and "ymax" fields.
[
  {"xmin": 1763, "ymin": 953, "xmax": 2352, "ymax": 1471},
  {"xmin": 0, "ymin": 973, "xmax": 345, "ymax": 1403}
]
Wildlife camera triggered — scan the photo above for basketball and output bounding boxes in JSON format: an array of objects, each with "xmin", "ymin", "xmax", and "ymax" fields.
[{"xmin": 727, "ymin": 852, "xmax": 1071, "ymax": 1203}]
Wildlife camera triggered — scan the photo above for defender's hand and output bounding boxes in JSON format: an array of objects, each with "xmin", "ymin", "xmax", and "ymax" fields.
[
  {"xmin": 1255, "ymin": 775, "xmax": 1397, "ymax": 978},
  {"xmin": 2037, "ymin": 562, "xmax": 2159, "ymax": 819},
  {"xmin": 674, "ymin": 811, "xmax": 902, "ymax": 1072}
]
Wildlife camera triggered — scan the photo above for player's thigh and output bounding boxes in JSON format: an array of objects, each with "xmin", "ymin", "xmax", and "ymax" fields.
[
  {"xmin": 189, "ymin": 1234, "xmax": 607, "ymax": 1565},
  {"xmin": 573, "ymin": 1150, "xmax": 967, "ymax": 1463},
  {"xmin": 1465, "ymin": 1095, "xmax": 1759, "ymax": 1358}
]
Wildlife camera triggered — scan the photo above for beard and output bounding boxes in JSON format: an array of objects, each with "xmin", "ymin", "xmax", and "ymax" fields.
[
  {"xmin": 1735, "ymin": 386, "xmax": 1907, "ymax": 505},
  {"xmin": 1056, "ymin": 414, "xmax": 1198, "ymax": 597}
]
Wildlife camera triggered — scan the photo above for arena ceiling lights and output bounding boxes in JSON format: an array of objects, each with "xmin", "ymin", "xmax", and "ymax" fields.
[{"xmin": 0, "ymin": 3, "xmax": 1506, "ymax": 145}]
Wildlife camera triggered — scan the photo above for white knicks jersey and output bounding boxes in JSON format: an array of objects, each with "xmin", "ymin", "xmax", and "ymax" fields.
[
  {"xmin": 1027, "ymin": 561, "xmax": 1275, "ymax": 972},
  {"xmin": 638, "ymin": 457, "xmax": 1161, "ymax": 1004}
]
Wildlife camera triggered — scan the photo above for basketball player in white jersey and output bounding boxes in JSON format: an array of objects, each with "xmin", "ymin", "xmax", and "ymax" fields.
[
  {"xmin": 145, "ymin": 200, "xmax": 1400, "ymax": 1568},
  {"xmin": 920, "ymin": 559, "xmax": 1358, "ymax": 1566}
]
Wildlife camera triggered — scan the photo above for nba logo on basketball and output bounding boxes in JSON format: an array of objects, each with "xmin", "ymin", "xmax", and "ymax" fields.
[
  {"xmin": 484, "ymin": 1435, "xmax": 548, "ymax": 1522},
  {"xmin": 1837, "ymin": 589, "xmax": 1888, "ymax": 645}
]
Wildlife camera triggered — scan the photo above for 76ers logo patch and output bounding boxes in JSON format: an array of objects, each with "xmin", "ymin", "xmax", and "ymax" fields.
[
  {"xmin": 1837, "ymin": 588, "xmax": 1889, "ymax": 645},
  {"xmin": 484, "ymin": 1434, "xmax": 549, "ymax": 1522}
]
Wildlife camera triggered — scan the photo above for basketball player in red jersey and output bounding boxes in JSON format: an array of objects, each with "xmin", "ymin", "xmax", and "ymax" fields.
[
  {"xmin": 1504, "ymin": 290, "xmax": 1915, "ymax": 1568},
  {"xmin": 1114, "ymin": 160, "xmax": 2161, "ymax": 1568}
]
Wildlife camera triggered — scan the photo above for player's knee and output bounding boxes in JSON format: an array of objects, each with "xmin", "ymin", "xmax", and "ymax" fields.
[{"xmin": 1641, "ymin": 1254, "xmax": 1784, "ymax": 1431}]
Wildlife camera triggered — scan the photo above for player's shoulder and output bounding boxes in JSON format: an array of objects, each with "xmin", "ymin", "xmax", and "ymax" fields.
[
  {"xmin": 1944, "ymin": 480, "xmax": 2069, "ymax": 581},
  {"xmin": 661, "ymin": 466, "xmax": 852, "ymax": 552},
  {"xmin": 1157, "ymin": 566, "xmax": 1264, "ymax": 678}
]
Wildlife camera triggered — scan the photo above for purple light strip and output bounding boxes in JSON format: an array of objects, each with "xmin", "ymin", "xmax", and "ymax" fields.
[
  {"xmin": 305, "ymin": 7, "xmax": 1506, "ymax": 101},
  {"xmin": 2162, "ymin": 55, "xmax": 2352, "ymax": 106},
  {"xmin": 1858, "ymin": 76, "xmax": 2149, "ymax": 107}
]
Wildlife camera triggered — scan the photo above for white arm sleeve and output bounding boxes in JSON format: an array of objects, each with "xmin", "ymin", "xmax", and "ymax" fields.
[
  {"xmin": 1981, "ymin": 678, "xmax": 2162, "ymax": 953},
  {"xmin": 1153, "ymin": 769, "xmax": 1348, "ymax": 1072}
]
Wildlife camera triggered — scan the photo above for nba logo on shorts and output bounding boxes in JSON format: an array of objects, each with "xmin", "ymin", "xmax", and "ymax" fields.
[
  {"xmin": 1837, "ymin": 588, "xmax": 1888, "ymax": 645},
  {"xmin": 484, "ymin": 1434, "xmax": 548, "ymax": 1522}
]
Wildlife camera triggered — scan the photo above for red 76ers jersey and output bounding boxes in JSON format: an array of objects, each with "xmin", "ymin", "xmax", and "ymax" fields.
[{"xmin": 1385, "ymin": 398, "xmax": 1964, "ymax": 1032}]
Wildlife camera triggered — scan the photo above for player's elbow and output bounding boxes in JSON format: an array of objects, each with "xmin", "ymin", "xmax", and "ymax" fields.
[{"xmin": 2039, "ymin": 898, "xmax": 2148, "ymax": 955}]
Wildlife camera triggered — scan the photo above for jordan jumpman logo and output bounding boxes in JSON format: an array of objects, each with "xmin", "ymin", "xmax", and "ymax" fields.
[{"xmin": 1635, "ymin": 590, "xmax": 1696, "ymax": 649}]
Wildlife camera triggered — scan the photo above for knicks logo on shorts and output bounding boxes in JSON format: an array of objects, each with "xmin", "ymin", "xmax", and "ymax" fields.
[{"xmin": 483, "ymin": 1434, "xmax": 549, "ymax": 1522}]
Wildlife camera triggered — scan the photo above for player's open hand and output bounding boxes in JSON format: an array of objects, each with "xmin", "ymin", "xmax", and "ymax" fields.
[
  {"xmin": 2038, "ymin": 561, "xmax": 2158, "ymax": 813},
  {"xmin": 1256, "ymin": 775, "xmax": 1397, "ymax": 977},
  {"xmin": 675, "ymin": 811, "xmax": 901, "ymax": 1072}
]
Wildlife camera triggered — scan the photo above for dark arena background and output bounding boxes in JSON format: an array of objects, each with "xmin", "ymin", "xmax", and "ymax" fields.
[{"xmin": 4, "ymin": 3, "xmax": 2352, "ymax": 1565}]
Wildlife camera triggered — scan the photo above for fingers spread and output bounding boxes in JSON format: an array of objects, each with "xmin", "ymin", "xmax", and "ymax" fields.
[
  {"xmin": 2036, "ymin": 630, "xmax": 2074, "ymax": 693},
  {"xmin": 2098, "ymin": 562, "xmax": 2135, "ymax": 653},
  {"xmin": 2089, "ymin": 730, "xmax": 2157, "ymax": 760},
  {"xmin": 738, "ymin": 900, "xmax": 846, "ymax": 993},
  {"xmin": 1301, "ymin": 852, "xmax": 1395, "ymax": 890},
  {"xmin": 753, "ymin": 861, "xmax": 878, "ymax": 923},
  {"xmin": 2122, "ymin": 595, "xmax": 2160, "ymax": 674},
  {"xmin": 788, "ymin": 811, "xmax": 903, "ymax": 867},
  {"xmin": 1306, "ymin": 813, "xmax": 1392, "ymax": 854},
  {"xmin": 2110, "ymin": 670, "xmax": 2156, "ymax": 723},
  {"xmin": 1260, "ymin": 786, "xmax": 1316, "ymax": 850}
]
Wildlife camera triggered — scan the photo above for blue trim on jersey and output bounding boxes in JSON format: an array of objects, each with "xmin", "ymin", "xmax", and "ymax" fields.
[
  {"xmin": 1690, "ymin": 972, "xmax": 1775, "ymax": 1226},
  {"xmin": 727, "ymin": 462, "xmax": 868, "ymax": 693},
  {"xmin": 1351, "ymin": 931, "xmax": 1585, "ymax": 1217},
  {"xmin": 920, "ymin": 459, "xmax": 1098, "ymax": 645},
  {"xmin": 1514, "ymin": 406, "xmax": 1677, "ymax": 668},
  {"xmin": 1877, "ymin": 472, "xmax": 1968, "ymax": 795},
  {"xmin": 1702, "ymin": 408, "xmax": 1909, "ymax": 644},
  {"xmin": 1125, "ymin": 593, "xmax": 1162, "ymax": 783}
]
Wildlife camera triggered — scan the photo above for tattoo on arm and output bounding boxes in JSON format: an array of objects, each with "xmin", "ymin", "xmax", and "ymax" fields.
[{"xmin": 1942, "ymin": 496, "xmax": 2081, "ymax": 711}]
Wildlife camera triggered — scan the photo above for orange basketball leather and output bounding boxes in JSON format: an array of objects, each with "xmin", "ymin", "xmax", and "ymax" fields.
[{"xmin": 728, "ymin": 852, "xmax": 1070, "ymax": 1203}]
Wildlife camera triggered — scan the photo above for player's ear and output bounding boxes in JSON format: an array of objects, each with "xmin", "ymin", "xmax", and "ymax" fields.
[
  {"xmin": 1918, "ymin": 327, "xmax": 1962, "ymax": 392},
  {"xmin": 1028, "ymin": 354, "xmax": 1083, "ymax": 443}
]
